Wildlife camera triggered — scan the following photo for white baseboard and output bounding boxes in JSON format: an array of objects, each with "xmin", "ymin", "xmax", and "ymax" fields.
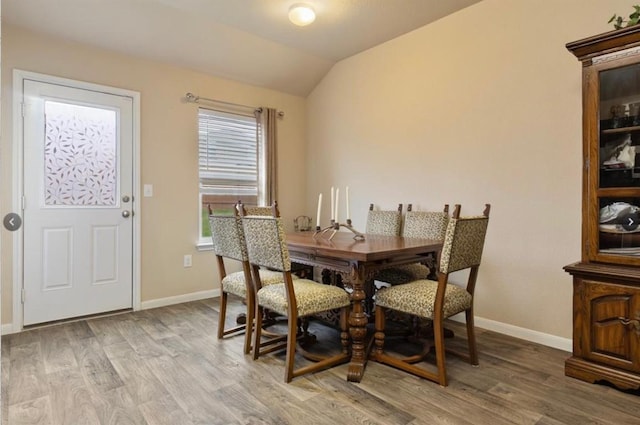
[
  {"xmin": 140, "ymin": 289, "xmax": 220, "ymax": 310},
  {"xmin": 1, "ymin": 323, "xmax": 16, "ymax": 336},
  {"xmin": 450, "ymin": 314, "xmax": 572, "ymax": 352}
]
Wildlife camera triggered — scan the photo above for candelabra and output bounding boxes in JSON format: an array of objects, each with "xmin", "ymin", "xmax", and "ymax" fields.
[{"xmin": 314, "ymin": 219, "xmax": 365, "ymax": 241}]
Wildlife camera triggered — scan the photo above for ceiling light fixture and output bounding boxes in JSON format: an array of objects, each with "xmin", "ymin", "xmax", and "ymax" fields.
[{"xmin": 288, "ymin": 3, "xmax": 316, "ymax": 26}]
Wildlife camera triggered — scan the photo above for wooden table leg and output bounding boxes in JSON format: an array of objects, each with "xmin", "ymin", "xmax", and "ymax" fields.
[{"xmin": 347, "ymin": 265, "xmax": 369, "ymax": 382}]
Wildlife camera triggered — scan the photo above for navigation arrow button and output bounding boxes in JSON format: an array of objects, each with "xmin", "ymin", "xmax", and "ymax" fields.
[
  {"xmin": 3, "ymin": 213, "xmax": 22, "ymax": 231},
  {"xmin": 622, "ymin": 212, "xmax": 639, "ymax": 231}
]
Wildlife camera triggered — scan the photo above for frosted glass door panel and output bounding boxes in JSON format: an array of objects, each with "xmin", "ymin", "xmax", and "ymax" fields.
[{"xmin": 44, "ymin": 101, "xmax": 117, "ymax": 206}]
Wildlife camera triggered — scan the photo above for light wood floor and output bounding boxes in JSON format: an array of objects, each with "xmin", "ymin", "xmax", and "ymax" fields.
[{"xmin": 2, "ymin": 297, "xmax": 639, "ymax": 425}]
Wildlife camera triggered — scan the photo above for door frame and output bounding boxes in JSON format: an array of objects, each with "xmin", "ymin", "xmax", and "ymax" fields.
[{"xmin": 11, "ymin": 69, "xmax": 141, "ymax": 332}]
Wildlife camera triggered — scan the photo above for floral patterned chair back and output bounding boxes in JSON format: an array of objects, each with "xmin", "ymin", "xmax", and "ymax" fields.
[
  {"xmin": 365, "ymin": 203, "xmax": 403, "ymax": 236},
  {"xmin": 438, "ymin": 208, "xmax": 490, "ymax": 275},
  {"xmin": 209, "ymin": 214, "xmax": 245, "ymax": 262},
  {"xmin": 402, "ymin": 204, "xmax": 450, "ymax": 240},
  {"xmin": 209, "ymin": 202, "xmax": 274, "ymax": 262},
  {"xmin": 242, "ymin": 214, "xmax": 292, "ymax": 273}
]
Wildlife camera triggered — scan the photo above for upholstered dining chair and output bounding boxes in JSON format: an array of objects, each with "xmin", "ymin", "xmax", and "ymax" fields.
[
  {"xmin": 372, "ymin": 204, "xmax": 490, "ymax": 386},
  {"xmin": 375, "ymin": 204, "xmax": 449, "ymax": 286},
  {"xmin": 365, "ymin": 203, "xmax": 403, "ymax": 236},
  {"xmin": 210, "ymin": 202, "xmax": 290, "ymax": 354},
  {"xmin": 240, "ymin": 203, "xmax": 351, "ymax": 383}
]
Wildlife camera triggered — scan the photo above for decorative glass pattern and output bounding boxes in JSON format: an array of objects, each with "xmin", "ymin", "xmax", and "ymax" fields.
[{"xmin": 44, "ymin": 101, "xmax": 118, "ymax": 206}]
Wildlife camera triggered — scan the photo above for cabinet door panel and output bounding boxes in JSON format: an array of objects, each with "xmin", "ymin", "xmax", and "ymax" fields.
[
  {"xmin": 582, "ymin": 280, "xmax": 640, "ymax": 371},
  {"xmin": 585, "ymin": 56, "xmax": 640, "ymax": 266}
]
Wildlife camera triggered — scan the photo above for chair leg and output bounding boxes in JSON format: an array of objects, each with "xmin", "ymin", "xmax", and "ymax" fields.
[
  {"xmin": 284, "ymin": 312, "xmax": 299, "ymax": 383},
  {"xmin": 465, "ymin": 308, "xmax": 478, "ymax": 365},
  {"xmin": 244, "ymin": 293, "xmax": 255, "ymax": 355},
  {"xmin": 253, "ymin": 305, "xmax": 264, "ymax": 360},
  {"xmin": 433, "ymin": 318, "xmax": 448, "ymax": 387},
  {"xmin": 217, "ymin": 291, "xmax": 228, "ymax": 339}
]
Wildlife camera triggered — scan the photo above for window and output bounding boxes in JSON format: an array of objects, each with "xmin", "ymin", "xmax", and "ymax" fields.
[{"xmin": 198, "ymin": 107, "xmax": 259, "ymax": 240}]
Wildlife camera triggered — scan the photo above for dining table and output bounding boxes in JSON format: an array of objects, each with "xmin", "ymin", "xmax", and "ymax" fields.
[{"xmin": 286, "ymin": 231, "xmax": 443, "ymax": 382}]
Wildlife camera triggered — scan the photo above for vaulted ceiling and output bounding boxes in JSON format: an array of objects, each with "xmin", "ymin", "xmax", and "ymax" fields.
[{"xmin": 2, "ymin": 0, "xmax": 482, "ymax": 96}]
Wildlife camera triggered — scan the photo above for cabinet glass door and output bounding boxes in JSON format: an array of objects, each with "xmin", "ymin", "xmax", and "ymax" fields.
[{"xmin": 598, "ymin": 62, "xmax": 640, "ymax": 257}]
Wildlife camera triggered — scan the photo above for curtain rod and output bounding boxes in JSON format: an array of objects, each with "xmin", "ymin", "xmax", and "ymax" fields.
[{"xmin": 185, "ymin": 92, "xmax": 284, "ymax": 118}]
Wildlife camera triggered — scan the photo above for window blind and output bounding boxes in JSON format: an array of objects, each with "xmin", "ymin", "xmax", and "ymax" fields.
[{"xmin": 198, "ymin": 108, "xmax": 258, "ymax": 196}]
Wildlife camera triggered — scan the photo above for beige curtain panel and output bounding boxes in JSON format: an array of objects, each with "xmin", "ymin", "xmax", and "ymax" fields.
[{"xmin": 256, "ymin": 107, "xmax": 278, "ymax": 206}]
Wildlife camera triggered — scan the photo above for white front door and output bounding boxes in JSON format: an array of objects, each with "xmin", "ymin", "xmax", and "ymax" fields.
[{"xmin": 22, "ymin": 79, "xmax": 134, "ymax": 326}]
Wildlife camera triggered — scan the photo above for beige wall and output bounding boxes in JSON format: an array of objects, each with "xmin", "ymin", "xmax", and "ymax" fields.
[
  {"xmin": 1, "ymin": 25, "xmax": 307, "ymax": 325},
  {"xmin": 306, "ymin": 0, "xmax": 631, "ymax": 340}
]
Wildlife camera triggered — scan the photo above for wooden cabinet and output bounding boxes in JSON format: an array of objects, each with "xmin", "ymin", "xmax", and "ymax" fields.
[{"xmin": 565, "ymin": 26, "xmax": 640, "ymax": 390}]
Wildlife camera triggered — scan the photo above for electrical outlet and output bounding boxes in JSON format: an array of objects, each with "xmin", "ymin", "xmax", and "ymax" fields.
[
  {"xmin": 144, "ymin": 184, "xmax": 153, "ymax": 197},
  {"xmin": 183, "ymin": 254, "xmax": 192, "ymax": 268}
]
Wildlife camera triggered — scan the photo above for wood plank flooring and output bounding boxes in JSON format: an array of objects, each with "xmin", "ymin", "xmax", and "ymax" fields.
[{"xmin": 2, "ymin": 297, "xmax": 639, "ymax": 425}]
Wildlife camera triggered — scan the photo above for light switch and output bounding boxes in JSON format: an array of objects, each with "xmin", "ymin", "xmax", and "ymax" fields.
[{"xmin": 143, "ymin": 184, "xmax": 153, "ymax": 197}]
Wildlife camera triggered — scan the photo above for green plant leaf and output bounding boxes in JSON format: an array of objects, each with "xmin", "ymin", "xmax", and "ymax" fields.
[{"xmin": 609, "ymin": 6, "xmax": 640, "ymax": 28}]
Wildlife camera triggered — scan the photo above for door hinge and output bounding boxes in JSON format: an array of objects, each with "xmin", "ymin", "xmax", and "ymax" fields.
[
  {"xmin": 585, "ymin": 159, "xmax": 589, "ymax": 171},
  {"xmin": 21, "ymin": 288, "xmax": 25, "ymax": 304},
  {"xmin": 21, "ymin": 195, "xmax": 26, "ymax": 211},
  {"xmin": 21, "ymin": 102, "xmax": 25, "ymax": 117}
]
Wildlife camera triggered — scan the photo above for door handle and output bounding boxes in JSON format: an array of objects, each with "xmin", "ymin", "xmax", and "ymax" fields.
[{"xmin": 122, "ymin": 210, "xmax": 132, "ymax": 218}]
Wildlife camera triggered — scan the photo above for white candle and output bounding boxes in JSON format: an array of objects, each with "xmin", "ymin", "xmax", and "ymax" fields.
[
  {"xmin": 316, "ymin": 193, "xmax": 322, "ymax": 227},
  {"xmin": 346, "ymin": 186, "xmax": 350, "ymax": 220},
  {"xmin": 330, "ymin": 186, "xmax": 335, "ymax": 221},
  {"xmin": 335, "ymin": 188, "xmax": 340, "ymax": 223}
]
